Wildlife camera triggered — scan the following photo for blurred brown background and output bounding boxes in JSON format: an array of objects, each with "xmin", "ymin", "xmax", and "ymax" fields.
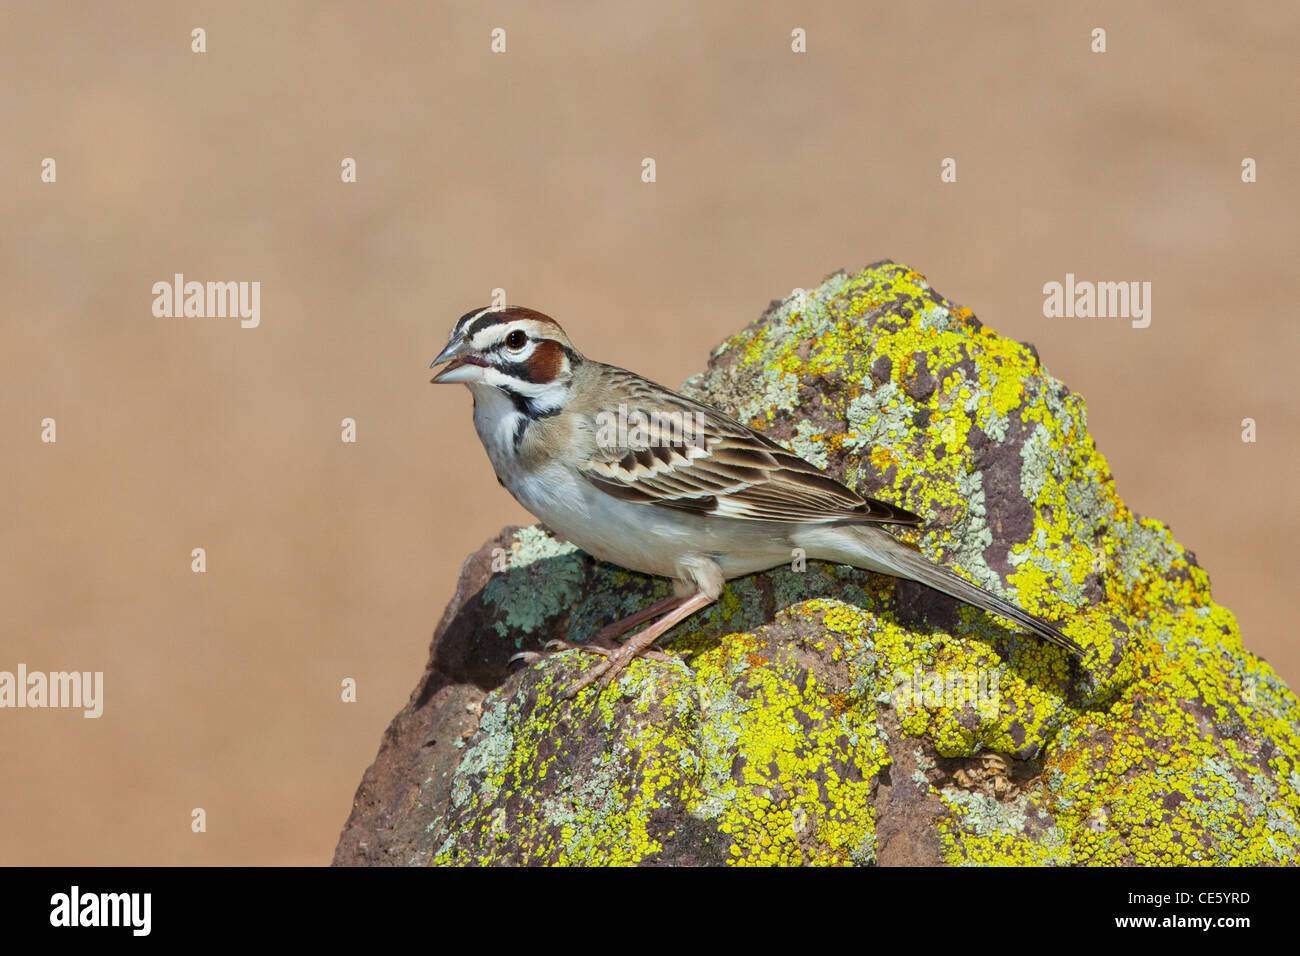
[{"xmin": 2, "ymin": 1, "xmax": 1296, "ymax": 865}]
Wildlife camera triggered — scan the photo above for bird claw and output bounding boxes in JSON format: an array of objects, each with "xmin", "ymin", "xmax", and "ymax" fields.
[
  {"xmin": 511, "ymin": 639, "xmax": 614, "ymax": 672},
  {"xmin": 544, "ymin": 639, "xmax": 612, "ymax": 657}
]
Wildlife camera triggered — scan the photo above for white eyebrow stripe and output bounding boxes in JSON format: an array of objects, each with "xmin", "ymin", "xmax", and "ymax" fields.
[
  {"xmin": 454, "ymin": 306, "xmax": 498, "ymax": 337},
  {"xmin": 472, "ymin": 319, "xmax": 558, "ymax": 352},
  {"xmin": 471, "ymin": 324, "xmax": 508, "ymax": 350}
]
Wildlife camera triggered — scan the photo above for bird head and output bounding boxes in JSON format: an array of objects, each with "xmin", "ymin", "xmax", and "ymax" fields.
[{"xmin": 431, "ymin": 307, "xmax": 584, "ymax": 412}]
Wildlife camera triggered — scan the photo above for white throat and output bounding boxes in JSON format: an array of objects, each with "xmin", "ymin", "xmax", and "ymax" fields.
[{"xmin": 469, "ymin": 382, "xmax": 521, "ymax": 454}]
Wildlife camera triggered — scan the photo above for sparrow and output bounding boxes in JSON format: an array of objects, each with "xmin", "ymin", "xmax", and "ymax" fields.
[{"xmin": 431, "ymin": 306, "xmax": 1080, "ymax": 698}]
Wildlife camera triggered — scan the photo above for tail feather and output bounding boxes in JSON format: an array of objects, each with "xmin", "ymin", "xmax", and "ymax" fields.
[{"xmin": 859, "ymin": 532, "xmax": 1082, "ymax": 657}]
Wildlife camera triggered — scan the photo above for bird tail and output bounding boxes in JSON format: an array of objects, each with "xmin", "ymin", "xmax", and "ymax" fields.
[{"xmin": 843, "ymin": 525, "xmax": 1082, "ymax": 657}]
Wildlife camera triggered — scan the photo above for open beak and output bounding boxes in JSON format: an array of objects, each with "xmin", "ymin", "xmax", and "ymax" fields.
[{"xmin": 430, "ymin": 339, "xmax": 489, "ymax": 384}]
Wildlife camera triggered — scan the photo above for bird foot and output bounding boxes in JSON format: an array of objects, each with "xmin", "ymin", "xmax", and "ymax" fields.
[
  {"xmin": 558, "ymin": 640, "xmax": 677, "ymax": 699},
  {"xmin": 560, "ymin": 645, "xmax": 638, "ymax": 700},
  {"xmin": 518, "ymin": 591, "xmax": 716, "ymax": 699},
  {"xmin": 510, "ymin": 638, "xmax": 673, "ymax": 671},
  {"xmin": 507, "ymin": 638, "xmax": 616, "ymax": 669}
]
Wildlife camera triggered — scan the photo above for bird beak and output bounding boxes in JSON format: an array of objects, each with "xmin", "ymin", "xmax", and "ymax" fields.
[{"xmin": 430, "ymin": 339, "xmax": 488, "ymax": 384}]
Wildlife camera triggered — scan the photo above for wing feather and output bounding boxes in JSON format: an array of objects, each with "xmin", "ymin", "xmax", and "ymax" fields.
[{"xmin": 576, "ymin": 366, "xmax": 922, "ymax": 527}]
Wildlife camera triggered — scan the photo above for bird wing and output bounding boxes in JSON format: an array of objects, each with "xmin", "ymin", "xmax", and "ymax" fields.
[{"xmin": 575, "ymin": 367, "xmax": 922, "ymax": 526}]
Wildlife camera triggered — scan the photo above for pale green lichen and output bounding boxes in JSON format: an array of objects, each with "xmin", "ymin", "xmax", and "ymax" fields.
[
  {"xmin": 1018, "ymin": 422, "xmax": 1054, "ymax": 503},
  {"xmin": 843, "ymin": 382, "xmax": 912, "ymax": 454},
  {"xmin": 788, "ymin": 419, "xmax": 831, "ymax": 469},
  {"xmin": 480, "ymin": 526, "xmax": 583, "ymax": 639},
  {"xmin": 940, "ymin": 788, "xmax": 1070, "ymax": 866}
]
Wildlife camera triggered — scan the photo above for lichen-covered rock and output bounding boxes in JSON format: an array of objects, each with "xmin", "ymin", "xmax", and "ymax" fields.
[{"xmin": 334, "ymin": 261, "xmax": 1300, "ymax": 866}]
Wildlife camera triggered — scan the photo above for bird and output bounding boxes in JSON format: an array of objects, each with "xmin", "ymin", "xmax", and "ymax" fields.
[{"xmin": 430, "ymin": 305, "xmax": 1081, "ymax": 698}]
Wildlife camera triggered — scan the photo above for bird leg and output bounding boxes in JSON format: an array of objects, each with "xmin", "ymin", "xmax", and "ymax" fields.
[
  {"xmin": 507, "ymin": 593, "xmax": 689, "ymax": 667},
  {"xmin": 561, "ymin": 590, "xmax": 716, "ymax": 699},
  {"xmin": 588, "ymin": 593, "xmax": 688, "ymax": 647}
]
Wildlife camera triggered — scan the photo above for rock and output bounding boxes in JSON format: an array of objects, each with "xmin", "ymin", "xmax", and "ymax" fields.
[{"xmin": 333, "ymin": 261, "xmax": 1300, "ymax": 866}]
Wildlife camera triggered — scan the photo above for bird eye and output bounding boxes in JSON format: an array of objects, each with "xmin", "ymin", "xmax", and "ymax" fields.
[{"xmin": 505, "ymin": 329, "xmax": 527, "ymax": 349}]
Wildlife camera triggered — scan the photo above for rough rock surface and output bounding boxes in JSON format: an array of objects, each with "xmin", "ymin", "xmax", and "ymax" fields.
[{"xmin": 334, "ymin": 261, "xmax": 1300, "ymax": 866}]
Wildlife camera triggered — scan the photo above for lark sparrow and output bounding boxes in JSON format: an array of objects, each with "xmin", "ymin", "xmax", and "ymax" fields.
[{"xmin": 431, "ymin": 306, "xmax": 1080, "ymax": 697}]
